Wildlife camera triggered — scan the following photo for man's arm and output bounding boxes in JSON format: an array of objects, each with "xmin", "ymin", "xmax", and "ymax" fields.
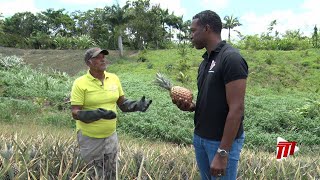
[
  {"xmin": 71, "ymin": 105, "xmax": 116, "ymax": 122},
  {"xmin": 71, "ymin": 105, "xmax": 82, "ymax": 120},
  {"xmin": 116, "ymin": 96, "xmax": 126, "ymax": 108},
  {"xmin": 117, "ymin": 95, "xmax": 152, "ymax": 112},
  {"xmin": 220, "ymin": 78, "xmax": 247, "ymax": 150},
  {"xmin": 210, "ymin": 78, "xmax": 246, "ymax": 177}
]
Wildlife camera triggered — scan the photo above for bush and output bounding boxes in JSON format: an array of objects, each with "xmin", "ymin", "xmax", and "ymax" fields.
[
  {"xmin": 73, "ymin": 35, "xmax": 96, "ymax": 49},
  {"xmin": 26, "ymin": 32, "xmax": 55, "ymax": 49},
  {"xmin": 236, "ymin": 35, "xmax": 312, "ymax": 50},
  {"xmin": 295, "ymin": 99, "xmax": 320, "ymax": 119},
  {"xmin": 0, "ymin": 54, "xmax": 25, "ymax": 69},
  {"xmin": 0, "ymin": 97, "xmax": 40, "ymax": 123},
  {"xmin": 0, "ymin": 58, "xmax": 72, "ymax": 104},
  {"xmin": 0, "ymin": 33, "xmax": 29, "ymax": 48},
  {"xmin": 54, "ymin": 35, "xmax": 97, "ymax": 50}
]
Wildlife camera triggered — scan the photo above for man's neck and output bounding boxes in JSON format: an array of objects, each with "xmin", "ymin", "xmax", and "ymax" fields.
[
  {"xmin": 205, "ymin": 36, "xmax": 222, "ymax": 58},
  {"xmin": 89, "ymin": 70, "xmax": 105, "ymax": 80}
]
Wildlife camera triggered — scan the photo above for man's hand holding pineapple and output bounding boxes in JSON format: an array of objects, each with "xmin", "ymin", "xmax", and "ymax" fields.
[{"xmin": 156, "ymin": 73, "xmax": 195, "ymax": 112}]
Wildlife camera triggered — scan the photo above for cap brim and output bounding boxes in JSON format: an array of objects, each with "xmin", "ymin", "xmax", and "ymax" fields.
[{"xmin": 92, "ymin": 49, "xmax": 109, "ymax": 58}]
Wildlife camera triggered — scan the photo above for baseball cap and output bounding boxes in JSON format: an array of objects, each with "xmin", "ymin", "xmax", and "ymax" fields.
[{"xmin": 84, "ymin": 47, "xmax": 109, "ymax": 62}]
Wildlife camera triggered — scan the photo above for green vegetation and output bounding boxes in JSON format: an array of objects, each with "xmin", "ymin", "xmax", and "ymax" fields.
[
  {"xmin": 1, "ymin": 0, "xmax": 319, "ymax": 52},
  {"xmin": 0, "ymin": 124, "xmax": 318, "ymax": 179},
  {"xmin": 0, "ymin": 0, "xmax": 189, "ymax": 51},
  {"xmin": 0, "ymin": 46, "xmax": 319, "ymax": 178},
  {"xmin": 1, "ymin": 2, "xmax": 319, "ymax": 178},
  {"xmin": 1, "ymin": 47, "xmax": 319, "ymax": 150}
]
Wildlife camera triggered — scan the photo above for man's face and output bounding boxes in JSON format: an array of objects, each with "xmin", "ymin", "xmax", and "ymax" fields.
[
  {"xmin": 88, "ymin": 53, "xmax": 109, "ymax": 71},
  {"xmin": 190, "ymin": 18, "xmax": 207, "ymax": 49}
]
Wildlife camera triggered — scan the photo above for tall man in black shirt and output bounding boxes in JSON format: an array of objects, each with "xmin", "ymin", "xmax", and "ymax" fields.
[{"xmin": 173, "ymin": 10, "xmax": 248, "ymax": 180}]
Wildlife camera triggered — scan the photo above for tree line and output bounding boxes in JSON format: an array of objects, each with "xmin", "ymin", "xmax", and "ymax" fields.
[
  {"xmin": 0, "ymin": 0, "xmax": 319, "ymax": 52},
  {"xmin": 0, "ymin": 0, "xmax": 192, "ymax": 53}
]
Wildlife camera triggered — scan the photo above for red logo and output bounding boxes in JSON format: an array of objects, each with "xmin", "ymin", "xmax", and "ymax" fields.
[{"xmin": 276, "ymin": 137, "xmax": 299, "ymax": 160}]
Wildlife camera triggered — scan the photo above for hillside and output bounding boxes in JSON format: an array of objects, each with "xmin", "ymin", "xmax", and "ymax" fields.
[
  {"xmin": 1, "ymin": 47, "xmax": 319, "ymax": 91},
  {"xmin": 0, "ymin": 47, "xmax": 138, "ymax": 76},
  {"xmin": 1, "ymin": 47, "xmax": 319, "ymax": 150},
  {"xmin": 0, "ymin": 47, "xmax": 319, "ymax": 179}
]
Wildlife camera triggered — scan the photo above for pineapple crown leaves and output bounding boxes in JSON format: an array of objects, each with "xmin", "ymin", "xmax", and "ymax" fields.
[{"xmin": 155, "ymin": 72, "xmax": 172, "ymax": 91}]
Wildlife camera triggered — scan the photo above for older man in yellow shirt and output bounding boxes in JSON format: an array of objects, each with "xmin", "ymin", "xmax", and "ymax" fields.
[{"xmin": 70, "ymin": 47, "xmax": 152, "ymax": 179}]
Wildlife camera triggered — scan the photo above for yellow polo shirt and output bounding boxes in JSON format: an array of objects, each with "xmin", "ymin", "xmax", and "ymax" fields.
[{"xmin": 70, "ymin": 71, "xmax": 124, "ymax": 138}]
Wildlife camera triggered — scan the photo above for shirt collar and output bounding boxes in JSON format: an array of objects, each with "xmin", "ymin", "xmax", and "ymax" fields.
[
  {"xmin": 86, "ymin": 70, "xmax": 110, "ymax": 81},
  {"xmin": 202, "ymin": 40, "xmax": 226, "ymax": 61}
]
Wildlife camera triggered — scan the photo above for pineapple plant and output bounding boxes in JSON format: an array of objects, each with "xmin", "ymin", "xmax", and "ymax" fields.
[
  {"xmin": 0, "ymin": 157, "xmax": 20, "ymax": 180},
  {"xmin": 155, "ymin": 72, "xmax": 193, "ymax": 103}
]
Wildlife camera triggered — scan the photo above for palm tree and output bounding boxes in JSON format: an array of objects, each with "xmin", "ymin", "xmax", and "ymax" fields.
[
  {"xmin": 0, "ymin": 13, "xmax": 4, "ymax": 32},
  {"xmin": 223, "ymin": 15, "xmax": 242, "ymax": 42},
  {"xmin": 105, "ymin": 3, "xmax": 132, "ymax": 57}
]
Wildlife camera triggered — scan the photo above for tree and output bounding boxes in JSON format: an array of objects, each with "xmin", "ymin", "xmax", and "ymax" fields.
[
  {"xmin": 39, "ymin": 9, "xmax": 75, "ymax": 37},
  {"xmin": 266, "ymin": 20, "xmax": 278, "ymax": 38},
  {"xmin": 283, "ymin": 29, "xmax": 304, "ymax": 39},
  {"xmin": 71, "ymin": 8, "xmax": 113, "ymax": 49},
  {"xmin": 222, "ymin": 15, "xmax": 242, "ymax": 42},
  {"xmin": 105, "ymin": 3, "xmax": 132, "ymax": 56},
  {"xmin": 126, "ymin": 0, "xmax": 152, "ymax": 49},
  {"xmin": 2, "ymin": 12, "xmax": 45, "ymax": 48},
  {"xmin": 0, "ymin": 13, "xmax": 3, "ymax": 29},
  {"xmin": 312, "ymin": 25, "xmax": 319, "ymax": 48},
  {"xmin": 176, "ymin": 20, "xmax": 191, "ymax": 42},
  {"xmin": 3, "ymin": 12, "xmax": 40, "ymax": 37},
  {"xmin": 126, "ymin": 0, "xmax": 184, "ymax": 49}
]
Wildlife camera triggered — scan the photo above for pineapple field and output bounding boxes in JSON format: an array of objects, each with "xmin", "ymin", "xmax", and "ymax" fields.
[{"xmin": 0, "ymin": 47, "xmax": 319, "ymax": 179}]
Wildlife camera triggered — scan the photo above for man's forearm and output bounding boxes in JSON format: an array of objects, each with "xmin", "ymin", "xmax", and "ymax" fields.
[
  {"xmin": 118, "ymin": 96, "xmax": 152, "ymax": 112},
  {"xmin": 219, "ymin": 108, "xmax": 243, "ymax": 151},
  {"xmin": 118, "ymin": 99, "xmax": 138, "ymax": 112},
  {"xmin": 72, "ymin": 109, "xmax": 117, "ymax": 123},
  {"xmin": 72, "ymin": 109, "xmax": 80, "ymax": 120}
]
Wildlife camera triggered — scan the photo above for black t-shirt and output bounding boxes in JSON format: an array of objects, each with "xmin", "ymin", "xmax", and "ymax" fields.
[{"xmin": 194, "ymin": 41, "xmax": 248, "ymax": 140}]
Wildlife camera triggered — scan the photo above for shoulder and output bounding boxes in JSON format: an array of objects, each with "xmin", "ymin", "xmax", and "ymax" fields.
[
  {"xmin": 222, "ymin": 45, "xmax": 246, "ymax": 62},
  {"xmin": 72, "ymin": 74, "xmax": 91, "ymax": 90},
  {"xmin": 222, "ymin": 44, "xmax": 240, "ymax": 56},
  {"xmin": 105, "ymin": 72, "xmax": 121, "ymax": 81},
  {"xmin": 73, "ymin": 74, "xmax": 87, "ymax": 84},
  {"xmin": 220, "ymin": 46, "xmax": 248, "ymax": 71},
  {"xmin": 105, "ymin": 72, "xmax": 118, "ymax": 78}
]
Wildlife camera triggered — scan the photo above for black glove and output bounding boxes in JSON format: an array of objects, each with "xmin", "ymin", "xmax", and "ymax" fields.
[
  {"xmin": 77, "ymin": 108, "xmax": 116, "ymax": 123},
  {"xmin": 119, "ymin": 96, "xmax": 152, "ymax": 112}
]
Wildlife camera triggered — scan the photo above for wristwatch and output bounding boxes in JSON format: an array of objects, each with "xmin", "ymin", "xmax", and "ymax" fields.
[{"xmin": 217, "ymin": 148, "xmax": 229, "ymax": 157}]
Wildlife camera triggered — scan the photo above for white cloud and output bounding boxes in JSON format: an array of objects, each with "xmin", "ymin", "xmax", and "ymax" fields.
[
  {"xmin": 302, "ymin": 0, "xmax": 320, "ymax": 11},
  {"xmin": 57, "ymin": 0, "xmax": 112, "ymax": 5},
  {"xmin": 237, "ymin": 2, "xmax": 320, "ymax": 38},
  {"xmin": 201, "ymin": 0, "xmax": 229, "ymax": 11},
  {"xmin": 0, "ymin": 0, "xmax": 39, "ymax": 17}
]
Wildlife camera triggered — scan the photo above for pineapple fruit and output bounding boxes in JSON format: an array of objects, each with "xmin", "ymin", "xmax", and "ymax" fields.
[{"xmin": 155, "ymin": 73, "xmax": 193, "ymax": 103}]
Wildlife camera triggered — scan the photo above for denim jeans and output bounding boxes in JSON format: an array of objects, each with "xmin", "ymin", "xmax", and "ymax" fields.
[{"xmin": 193, "ymin": 132, "xmax": 245, "ymax": 180}]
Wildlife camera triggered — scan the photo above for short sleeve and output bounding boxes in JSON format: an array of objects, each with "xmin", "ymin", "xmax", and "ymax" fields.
[
  {"xmin": 222, "ymin": 52, "xmax": 248, "ymax": 84},
  {"xmin": 115, "ymin": 75, "xmax": 124, "ymax": 96},
  {"xmin": 70, "ymin": 80, "xmax": 84, "ymax": 105}
]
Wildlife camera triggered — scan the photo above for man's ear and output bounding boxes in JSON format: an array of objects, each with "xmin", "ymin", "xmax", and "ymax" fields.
[{"xmin": 86, "ymin": 60, "xmax": 92, "ymax": 66}]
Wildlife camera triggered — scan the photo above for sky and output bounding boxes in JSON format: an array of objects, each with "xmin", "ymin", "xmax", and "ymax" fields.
[{"xmin": 0, "ymin": 0, "xmax": 319, "ymax": 40}]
